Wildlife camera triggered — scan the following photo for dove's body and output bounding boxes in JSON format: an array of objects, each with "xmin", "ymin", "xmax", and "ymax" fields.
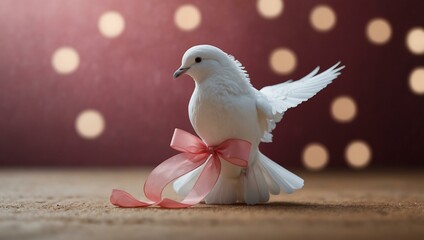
[
  {"xmin": 189, "ymin": 78, "xmax": 262, "ymax": 203},
  {"xmin": 173, "ymin": 45, "xmax": 344, "ymax": 204},
  {"xmin": 189, "ymin": 81, "xmax": 260, "ymax": 148}
]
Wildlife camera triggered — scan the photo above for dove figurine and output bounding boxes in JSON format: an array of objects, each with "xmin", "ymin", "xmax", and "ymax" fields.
[{"xmin": 172, "ymin": 45, "xmax": 344, "ymax": 205}]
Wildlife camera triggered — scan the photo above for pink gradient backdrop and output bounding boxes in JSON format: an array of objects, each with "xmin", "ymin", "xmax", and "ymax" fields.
[{"xmin": 0, "ymin": 0, "xmax": 423, "ymax": 167}]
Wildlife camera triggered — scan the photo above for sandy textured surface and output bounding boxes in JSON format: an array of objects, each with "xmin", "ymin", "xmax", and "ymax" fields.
[{"xmin": 0, "ymin": 169, "xmax": 423, "ymax": 240}]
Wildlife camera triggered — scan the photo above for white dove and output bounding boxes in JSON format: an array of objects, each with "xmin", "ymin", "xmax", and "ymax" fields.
[{"xmin": 172, "ymin": 45, "xmax": 344, "ymax": 205}]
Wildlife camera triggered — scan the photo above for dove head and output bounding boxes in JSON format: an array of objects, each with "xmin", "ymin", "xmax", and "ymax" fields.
[{"xmin": 173, "ymin": 45, "xmax": 234, "ymax": 81}]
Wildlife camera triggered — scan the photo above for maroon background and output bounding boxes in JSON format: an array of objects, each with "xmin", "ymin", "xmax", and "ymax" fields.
[{"xmin": 0, "ymin": 0, "xmax": 423, "ymax": 168}]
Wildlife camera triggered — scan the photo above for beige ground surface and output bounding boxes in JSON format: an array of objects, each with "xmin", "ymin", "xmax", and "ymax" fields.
[{"xmin": 0, "ymin": 168, "xmax": 423, "ymax": 240}]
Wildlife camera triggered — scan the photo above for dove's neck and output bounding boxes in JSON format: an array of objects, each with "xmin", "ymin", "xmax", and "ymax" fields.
[
  {"xmin": 194, "ymin": 77, "xmax": 249, "ymax": 97},
  {"xmin": 193, "ymin": 65, "xmax": 252, "ymax": 96}
]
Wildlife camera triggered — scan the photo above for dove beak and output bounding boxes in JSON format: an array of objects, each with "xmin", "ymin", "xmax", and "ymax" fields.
[{"xmin": 173, "ymin": 67, "xmax": 190, "ymax": 79}]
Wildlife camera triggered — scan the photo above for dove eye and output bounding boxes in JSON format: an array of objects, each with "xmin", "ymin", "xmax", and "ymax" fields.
[{"xmin": 195, "ymin": 57, "xmax": 202, "ymax": 63}]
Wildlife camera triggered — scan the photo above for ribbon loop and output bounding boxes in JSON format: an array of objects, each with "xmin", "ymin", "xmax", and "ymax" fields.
[
  {"xmin": 110, "ymin": 129, "xmax": 251, "ymax": 209},
  {"xmin": 170, "ymin": 128, "xmax": 206, "ymax": 154}
]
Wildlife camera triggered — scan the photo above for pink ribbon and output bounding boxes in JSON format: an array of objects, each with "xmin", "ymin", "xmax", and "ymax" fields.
[{"xmin": 110, "ymin": 128, "xmax": 251, "ymax": 209}]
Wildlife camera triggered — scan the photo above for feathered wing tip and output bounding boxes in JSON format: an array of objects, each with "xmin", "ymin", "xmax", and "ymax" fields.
[
  {"xmin": 258, "ymin": 62, "xmax": 345, "ymax": 143},
  {"xmin": 260, "ymin": 61, "xmax": 345, "ymax": 112},
  {"xmin": 332, "ymin": 61, "xmax": 346, "ymax": 73}
]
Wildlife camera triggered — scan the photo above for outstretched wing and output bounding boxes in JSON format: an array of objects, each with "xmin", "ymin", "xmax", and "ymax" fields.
[{"xmin": 256, "ymin": 62, "xmax": 345, "ymax": 142}]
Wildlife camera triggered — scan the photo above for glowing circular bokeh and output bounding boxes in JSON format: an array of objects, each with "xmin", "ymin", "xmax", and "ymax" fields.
[
  {"xmin": 269, "ymin": 48, "xmax": 297, "ymax": 75},
  {"xmin": 345, "ymin": 140, "xmax": 372, "ymax": 169},
  {"xmin": 51, "ymin": 47, "xmax": 80, "ymax": 75},
  {"xmin": 257, "ymin": 0, "xmax": 284, "ymax": 19},
  {"xmin": 366, "ymin": 18, "xmax": 392, "ymax": 45},
  {"xmin": 310, "ymin": 5, "xmax": 336, "ymax": 32},
  {"xmin": 406, "ymin": 27, "xmax": 424, "ymax": 55},
  {"xmin": 174, "ymin": 4, "xmax": 201, "ymax": 31},
  {"xmin": 331, "ymin": 96, "xmax": 357, "ymax": 123},
  {"xmin": 302, "ymin": 143, "xmax": 329, "ymax": 171},
  {"xmin": 409, "ymin": 67, "xmax": 424, "ymax": 95},
  {"xmin": 75, "ymin": 110, "xmax": 106, "ymax": 139},
  {"xmin": 98, "ymin": 11, "xmax": 125, "ymax": 38}
]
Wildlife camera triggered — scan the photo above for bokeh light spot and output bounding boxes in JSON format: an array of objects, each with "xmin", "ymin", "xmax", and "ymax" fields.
[
  {"xmin": 345, "ymin": 140, "xmax": 372, "ymax": 169},
  {"xmin": 174, "ymin": 4, "xmax": 201, "ymax": 31},
  {"xmin": 409, "ymin": 67, "xmax": 424, "ymax": 95},
  {"xmin": 51, "ymin": 47, "xmax": 80, "ymax": 75},
  {"xmin": 257, "ymin": 0, "xmax": 284, "ymax": 19},
  {"xmin": 406, "ymin": 27, "xmax": 424, "ymax": 55},
  {"xmin": 331, "ymin": 96, "xmax": 357, "ymax": 123},
  {"xmin": 366, "ymin": 18, "xmax": 392, "ymax": 45},
  {"xmin": 302, "ymin": 143, "xmax": 329, "ymax": 171},
  {"xmin": 98, "ymin": 11, "xmax": 125, "ymax": 38},
  {"xmin": 75, "ymin": 110, "xmax": 105, "ymax": 139},
  {"xmin": 269, "ymin": 48, "xmax": 297, "ymax": 75},
  {"xmin": 310, "ymin": 5, "xmax": 336, "ymax": 32}
]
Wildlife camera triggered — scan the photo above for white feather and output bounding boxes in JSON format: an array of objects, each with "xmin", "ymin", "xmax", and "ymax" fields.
[
  {"xmin": 173, "ymin": 162, "xmax": 205, "ymax": 196},
  {"xmin": 258, "ymin": 62, "xmax": 345, "ymax": 142},
  {"xmin": 258, "ymin": 152, "xmax": 304, "ymax": 193}
]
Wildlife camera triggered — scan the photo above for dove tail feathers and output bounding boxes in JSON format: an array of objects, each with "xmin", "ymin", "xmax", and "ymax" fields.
[
  {"xmin": 257, "ymin": 151, "xmax": 304, "ymax": 194},
  {"xmin": 243, "ymin": 151, "xmax": 304, "ymax": 204},
  {"xmin": 173, "ymin": 151, "xmax": 304, "ymax": 205}
]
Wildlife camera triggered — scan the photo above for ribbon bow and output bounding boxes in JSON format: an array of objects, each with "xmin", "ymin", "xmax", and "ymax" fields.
[{"xmin": 110, "ymin": 128, "xmax": 251, "ymax": 208}]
